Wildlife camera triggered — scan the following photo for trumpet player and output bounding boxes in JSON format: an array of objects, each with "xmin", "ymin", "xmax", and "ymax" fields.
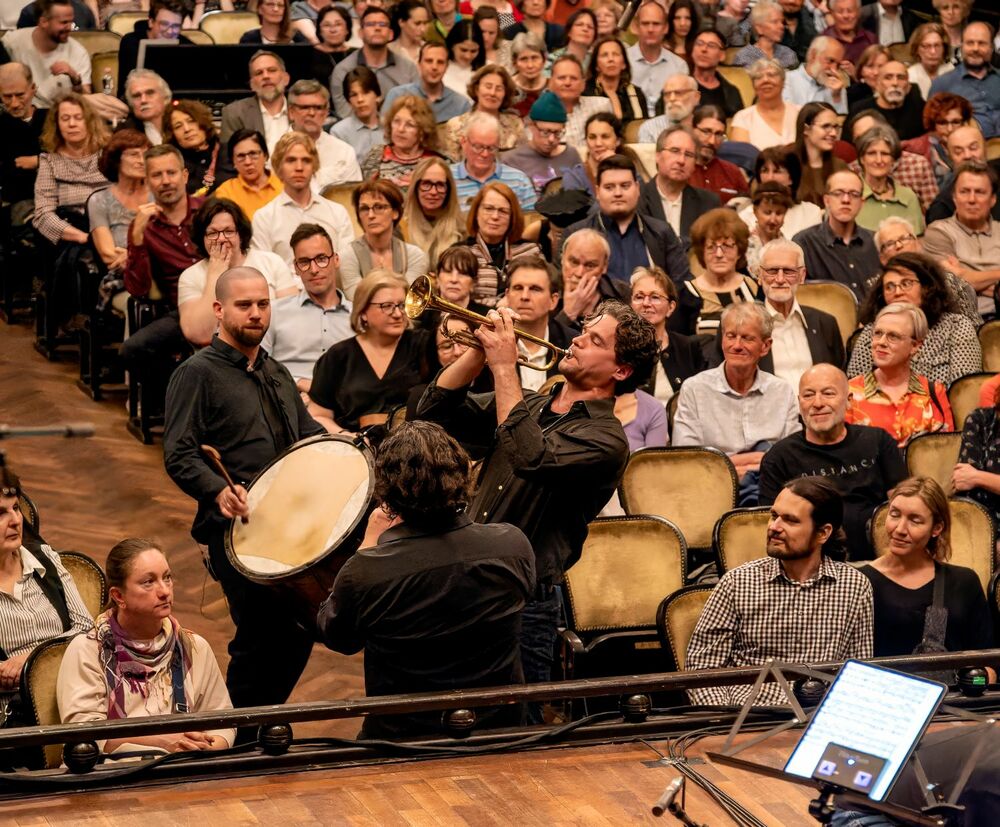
[{"xmin": 416, "ymin": 296, "xmax": 657, "ymax": 713}]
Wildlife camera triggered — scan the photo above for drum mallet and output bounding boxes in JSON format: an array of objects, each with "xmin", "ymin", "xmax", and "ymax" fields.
[{"xmin": 200, "ymin": 445, "xmax": 249, "ymax": 524}]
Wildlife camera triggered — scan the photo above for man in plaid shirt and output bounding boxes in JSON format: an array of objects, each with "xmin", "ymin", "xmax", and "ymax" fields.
[{"xmin": 686, "ymin": 476, "xmax": 873, "ymax": 706}]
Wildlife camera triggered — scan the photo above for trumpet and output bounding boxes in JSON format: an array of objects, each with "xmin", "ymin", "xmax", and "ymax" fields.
[{"xmin": 405, "ymin": 275, "xmax": 569, "ymax": 371}]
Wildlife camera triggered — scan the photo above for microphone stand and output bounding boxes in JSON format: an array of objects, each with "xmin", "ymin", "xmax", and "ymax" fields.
[{"xmin": 651, "ymin": 775, "xmax": 706, "ymax": 826}]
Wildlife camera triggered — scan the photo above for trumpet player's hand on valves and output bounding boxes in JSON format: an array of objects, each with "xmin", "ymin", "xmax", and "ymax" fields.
[{"xmin": 476, "ymin": 307, "xmax": 521, "ymax": 371}]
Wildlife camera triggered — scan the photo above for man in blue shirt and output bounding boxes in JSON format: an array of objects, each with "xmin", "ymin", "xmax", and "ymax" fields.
[
  {"xmin": 929, "ymin": 22, "xmax": 1000, "ymax": 139},
  {"xmin": 450, "ymin": 112, "xmax": 536, "ymax": 211},
  {"xmin": 380, "ymin": 41, "xmax": 471, "ymax": 124}
]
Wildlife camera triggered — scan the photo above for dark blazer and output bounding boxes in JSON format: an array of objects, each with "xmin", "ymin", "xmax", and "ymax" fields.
[
  {"xmin": 759, "ymin": 305, "xmax": 846, "ymax": 374},
  {"xmin": 544, "ymin": 315, "xmax": 578, "ymax": 378},
  {"xmin": 859, "ymin": 4, "xmax": 920, "ymax": 43},
  {"xmin": 219, "ymin": 96, "xmax": 269, "ymax": 164},
  {"xmin": 645, "ymin": 330, "xmax": 707, "ymax": 397},
  {"xmin": 503, "ymin": 20, "xmax": 564, "ymax": 53},
  {"xmin": 637, "ymin": 181, "xmax": 721, "ymax": 247}
]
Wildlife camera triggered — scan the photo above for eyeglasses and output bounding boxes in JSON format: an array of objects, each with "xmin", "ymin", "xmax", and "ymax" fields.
[
  {"xmin": 291, "ymin": 103, "xmax": 327, "ymax": 113},
  {"xmin": 760, "ymin": 266, "xmax": 801, "ymax": 279},
  {"xmin": 632, "ymin": 293, "xmax": 669, "ymax": 304},
  {"xmin": 534, "ymin": 126, "xmax": 565, "ymax": 139},
  {"xmin": 708, "ymin": 240, "xmax": 738, "ymax": 255},
  {"xmin": 693, "ymin": 39, "xmax": 722, "ymax": 50},
  {"xmin": 872, "ymin": 328, "xmax": 913, "ymax": 345},
  {"xmin": 363, "ymin": 20, "xmax": 390, "ymax": 29},
  {"xmin": 827, "ymin": 188, "xmax": 863, "ymax": 200},
  {"xmin": 466, "ymin": 139, "xmax": 499, "ymax": 155},
  {"xmin": 693, "ymin": 125, "xmax": 726, "ymax": 141},
  {"xmin": 418, "ymin": 179, "xmax": 448, "ymax": 192},
  {"xmin": 293, "ymin": 254, "xmax": 332, "ymax": 272},
  {"xmin": 370, "ymin": 301, "xmax": 406, "ymax": 315},
  {"xmin": 234, "ymin": 150, "xmax": 263, "ymax": 163},
  {"xmin": 662, "ymin": 146, "xmax": 696, "ymax": 161},
  {"xmin": 358, "ymin": 202, "xmax": 391, "ymax": 214},
  {"xmin": 935, "ymin": 117, "xmax": 965, "ymax": 128},
  {"xmin": 663, "ymin": 89, "xmax": 695, "ymax": 99},
  {"xmin": 812, "ymin": 122, "xmax": 841, "ymax": 133},
  {"xmin": 480, "ymin": 204, "xmax": 512, "ymax": 217},
  {"xmin": 205, "ymin": 228, "xmax": 238, "ymax": 239},
  {"xmin": 883, "ymin": 278, "xmax": 920, "ymax": 294},
  {"xmin": 879, "ymin": 234, "xmax": 917, "ymax": 254}
]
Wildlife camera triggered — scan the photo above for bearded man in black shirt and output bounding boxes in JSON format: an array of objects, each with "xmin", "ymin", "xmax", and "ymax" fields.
[
  {"xmin": 164, "ymin": 267, "xmax": 324, "ymax": 715},
  {"xmin": 417, "ymin": 300, "xmax": 658, "ymax": 697}
]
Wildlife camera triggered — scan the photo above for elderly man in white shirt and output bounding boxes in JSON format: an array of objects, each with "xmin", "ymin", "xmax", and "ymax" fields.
[
  {"xmin": 287, "ymin": 79, "xmax": 363, "ymax": 191},
  {"xmin": 626, "ymin": 0, "xmax": 689, "ymax": 117},
  {"xmin": 783, "ymin": 35, "xmax": 849, "ymax": 114},
  {"xmin": 251, "ymin": 131, "xmax": 354, "ymax": 270}
]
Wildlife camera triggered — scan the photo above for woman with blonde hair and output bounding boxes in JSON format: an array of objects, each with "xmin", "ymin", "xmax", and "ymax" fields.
[
  {"xmin": 907, "ymin": 23, "xmax": 953, "ymax": 100},
  {"xmin": 401, "ymin": 157, "xmax": 465, "ymax": 269},
  {"xmin": 361, "ymin": 95, "xmax": 443, "ymax": 191}
]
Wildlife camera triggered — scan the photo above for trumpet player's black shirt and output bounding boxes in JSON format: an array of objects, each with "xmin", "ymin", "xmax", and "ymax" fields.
[
  {"xmin": 163, "ymin": 336, "xmax": 324, "ymax": 542},
  {"xmin": 416, "ymin": 381, "xmax": 629, "ymax": 585}
]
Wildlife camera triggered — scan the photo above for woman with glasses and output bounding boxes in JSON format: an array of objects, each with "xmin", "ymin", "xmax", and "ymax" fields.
[
  {"xmin": 441, "ymin": 64, "xmax": 523, "ymax": 161},
  {"xmin": 584, "ymin": 36, "xmax": 647, "ymax": 124},
  {"xmin": 212, "ymin": 129, "xmax": 282, "ymax": 220},
  {"xmin": 902, "ymin": 93, "xmax": 971, "ymax": 185},
  {"xmin": 177, "ymin": 198, "xmax": 297, "ymax": 348},
  {"xmin": 362, "ymin": 95, "xmax": 443, "ymax": 191},
  {"xmin": 509, "ymin": 31, "xmax": 548, "ymax": 118},
  {"xmin": 906, "ymin": 23, "xmax": 953, "ymax": 100},
  {"xmin": 738, "ymin": 147, "xmax": 823, "ymax": 240},
  {"xmin": 854, "ymin": 126, "xmax": 924, "ymax": 235},
  {"xmin": 310, "ymin": 6, "xmax": 357, "ymax": 81},
  {"xmin": 845, "ymin": 301, "xmax": 955, "ymax": 448},
  {"xmin": 684, "ymin": 208, "xmax": 757, "ymax": 338},
  {"xmin": 787, "ymin": 101, "xmax": 848, "ymax": 206},
  {"xmin": 240, "ymin": 0, "xmax": 310, "ymax": 44},
  {"xmin": 339, "ymin": 180, "xmax": 428, "ymax": 301},
  {"xmin": 544, "ymin": 8, "xmax": 597, "ymax": 75},
  {"xmin": 401, "ymin": 158, "xmax": 465, "ymax": 269},
  {"xmin": 630, "ymin": 266, "xmax": 706, "ymax": 405},
  {"xmin": 848, "ymin": 252, "xmax": 980, "ymax": 386},
  {"xmin": 730, "ymin": 58, "xmax": 799, "ymax": 150},
  {"xmin": 308, "ymin": 270, "xmax": 431, "ymax": 435}
]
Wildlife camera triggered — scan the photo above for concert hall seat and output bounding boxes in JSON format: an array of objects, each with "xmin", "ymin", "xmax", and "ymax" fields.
[
  {"xmin": 796, "ymin": 280, "xmax": 859, "ymax": 349},
  {"xmin": 106, "ymin": 11, "xmax": 146, "ymax": 37},
  {"xmin": 979, "ymin": 321, "xmax": 1000, "ymax": 372},
  {"xmin": 68, "ymin": 30, "xmax": 121, "ymax": 58},
  {"xmin": 655, "ymin": 585, "xmax": 714, "ymax": 671},
  {"xmin": 198, "ymin": 11, "xmax": 260, "ymax": 44},
  {"xmin": 561, "ymin": 516, "xmax": 686, "ymax": 684},
  {"xmin": 948, "ymin": 372, "xmax": 994, "ymax": 430},
  {"xmin": 871, "ymin": 498, "xmax": 995, "ymax": 594},
  {"xmin": 181, "ymin": 29, "xmax": 215, "ymax": 45},
  {"xmin": 713, "ymin": 507, "xmax": 770, "ymax": 573},
  {"xmin": 322, "ymin": 183, "xmax": 362, "ymax": 236},
  {"xmin": 20, "ymin": 638, "xmax": 71, "ymax": 769},
  {"xmin": 716, "ymin": 65, "xmax": 753, "ymax": 108},
  {"xmin": 59, "ymin": 551, "xmax": 108, "ymax": 620},
  {"xmin": 619, "ymin": 446, "xmax": 738, "ymax": 580},
  {"xmin": 904, "ymin": 432, "xmax": 963, "ymax": 495},
  {"xmin": 17, "ymin": 491, "xmax": 40, "ymax": 538}
]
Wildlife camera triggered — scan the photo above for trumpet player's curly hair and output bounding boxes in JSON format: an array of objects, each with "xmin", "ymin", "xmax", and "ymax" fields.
[
  {"xmin": 373, "ymin": 421, "xmax": 472, "ymax": 530},
  {"xmin": 591, "ymin": 299, "xmax": 659, "ymax": 396}
]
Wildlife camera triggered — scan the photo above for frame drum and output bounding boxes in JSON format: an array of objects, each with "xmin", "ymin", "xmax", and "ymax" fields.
[{"xmin": 224, "ymin": 434, "xmax": 375, "ymax": 613}]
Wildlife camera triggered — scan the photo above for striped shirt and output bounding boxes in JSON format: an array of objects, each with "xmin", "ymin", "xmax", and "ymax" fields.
[
  {"xmin": 0, "ymin": 545, "xmax": 93, "ymax": 664},
  {"xmin": 686, "ymin": 556, "xmax": 873, "ymax": 706},
  {"xmin": 450, "ymin": 161, "xmax": 537, "ymax": 212}
]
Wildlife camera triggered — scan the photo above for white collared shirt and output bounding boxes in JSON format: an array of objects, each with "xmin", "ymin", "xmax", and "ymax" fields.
[
  {"xmin": 877, "ymin": 5, "xmax": 905, "ymax": 46},
  {"xmin": 657, "ymin": 181, "xmax": 683, "ymax": 237},
  {"xmin": 258, "ymin": 99, "xmax": 290, "ymax": 154},
  {"xmin": 517, "ymin": 327, "xmax": 551, "ymax": 392},
  {"xmin": 765, "ymin": 300, "xmax": 813, "ymax": 389},
  {"xmin": 250, "ymin": 190, "xmax": 355, "ymax": 270},
  {"xmin": 313, "ymin": 131, "xmax": 364, "ymax": 191}
]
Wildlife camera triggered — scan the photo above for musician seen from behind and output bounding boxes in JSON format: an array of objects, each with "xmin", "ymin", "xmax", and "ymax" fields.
[
  {"xmin": 318, "ymin": 421, "xmax": 535, "ymax": 739},
  {"xmin": 416, "ymin": 299, "xmax": 658, "ymax": 701},
  {"xmin": 686, "ymin": 476, "xmax": 874, "ymax": 707},
  {"xmin": 163, "ymin": 267, "xmax": 325, "ymax": 719}
]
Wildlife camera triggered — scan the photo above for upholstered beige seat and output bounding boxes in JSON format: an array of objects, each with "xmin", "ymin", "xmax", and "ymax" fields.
[
  {"xmin": 181, "ymin": 29, "xmax": 215, "ymax": 45},
  {"xmin": 198, "ymin": 11, "xmax": 260, "ymax": 44},
  {"xmin": 59, "ymin": 551, "xmax": 108, "ymax": 620},
  {"xmin": 69, "ymin": 30, "xmax": 120, "ymax": 57},
  {"xmin": 91, "ymin": 51, "xmax": 118, "ymax": 97},
  {"xmin": 106, "ymin": 11, "xmax": 145, "ymax": 36},
  {"xmin": 656, "ymin": 585, "xmax": 714, "ymax": 670},
  {"xmin": 17, "ymin": 490, "xmax": 39, "ymax": 536},
  {"xmin": 717, "ymin": 66, "xmax": 752, "ymax": 107},
  {"xmin": 713, "ymin": 507, "xmax": 771, "ymax": 573},
  {"xmin": 322, "ymin": 183, "xmax": 361, "ymax": 236},
  {"xmin": 905, "ymin": 432, "xmax": 963, "ymax": 496},
  {"xmin": 796, "ymin": 280, "xmax": 859, "ymax": 348},
  {"xmin": 979, "ymin": 321, "xmax": 1000, "ymax": 372},
  {"xmin": 22, "ymin": 638, "xmax": 71, "ymax": 769},
  {"xmin": 948, "ymin": 372, "xmax": 994, "ymax": 429}
]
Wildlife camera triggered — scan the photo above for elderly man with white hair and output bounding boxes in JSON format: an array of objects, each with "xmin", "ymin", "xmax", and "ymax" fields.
[
  {"xmin": 557, "ymin": 228, "xmax": 627, "ymax": 327},
  {"xmin": 120, "ymin": 69, "xmax": 170, "ymax": 145},
  {"xmin": 756, "ymin": 238, "xmax": 845, "ymax": 388},
  {"xmin": 449, "ymin": 112, "xmax": 536, "ymax": 211},
  {"xmin": 783, "ymin": 35, "xmax": 849, "ymax": 113},
  {"xmin": 637, "ymin": 74, "xmax": 700, "ymax": 144}
]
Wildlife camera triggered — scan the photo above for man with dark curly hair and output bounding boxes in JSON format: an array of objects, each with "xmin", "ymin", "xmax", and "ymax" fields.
[
  {"xmin": 317, "ymin": 421, "xmax": 535, "ymax": 739},
  {"xmin": 417, "ymin": 299, "xmax": 658, "ymax": 699}
]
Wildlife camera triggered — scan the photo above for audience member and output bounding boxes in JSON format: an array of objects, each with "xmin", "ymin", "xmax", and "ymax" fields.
[
  {"xmin": 116, "ymin": 0, "xmax": 187, "ymax": 93},
  {"xmin": 793, "ymin": 169, "xmax": 880, "ymax": 299},
  {"xmin": 240, "ymin": 0, "xmax": 310, "ymax": 45},
  {"xmin": 219, "ymin": 51, "xmax": 291, "ymax": 161},
  {"xmin": 503, "ymin": 0, "xmax": 563, "ymax": 52},
  {"xmin": 318, "ymin": 421, "xmax": 534, "ymax": 739},
  {"xmin": 848, "ymin": 60, "xmax": 924, "ymax": 141},
  {"xmin": 450, "ymin": 112, "xmax": 536, "ymax": 211},
  {"xmin": 383, "ymin": 41, "xmax": 472, "ymax": 124},
  {"xmin": 178, "ymin": 198, "xmax": 296, "ymax": 348},
  {"xmin": 715, "ymin": 0, "xmax": 752, "ymax": 48},
  {"xmin": 849, "ymin": 252, "xmax": 981, "ymax": 385},
  {"xmin": 262, "ymin": 223, "xmax": 354, "ymax": 393},
  {"xmin": 562, "ymin": 111, "xmax": 635, "ymax": 195},
  {"xmin": 585, "ymin": 35, "xmax": 648, "ymax": 124},
  {"xmin": 859, "ymin": 0, "xmax": 918, "ymax": 46},
  {"xmin": 557, "ymin": 228, "xmax": 630, "ymax": 326},
  {"xmin": 664, "ymin": 0, "xmax": 700, "ymax": 67},
  {"xmin": 443, "ymin": 18, "xmax": 486, "ymax": 96},
  {"xmin": 689, "ymin": 27, "xmax": 743, "ymax": 119},
  {"xmin": 854, "ymin": 126, "xmax": 924, "ymax": 233},
  {"xmin": 548, "ymin": 54, "xmax": 612, "ymax": 148},
  {"xmin": 639, "ymin": 125, "xmax": 720, "ymax": 241},
  {"xmin": 733, "ymin": 1, "xmax": 798, "ymax": 70},
  {"xmin": 845, "ymin": 302, "xmax": 954, "ymax": 447},
  {"xmin": 863, "ymin": 476, "xmax": 993, "ymax": 659},
  {"xmin": 57, "ymin": 538, "xmax": 235, "ymax": 755},
  {"xmin": 545, "ymin": 8, "xmax": 596, "ymax": 76},
  {"xmin": 636, "ymin": 74, "xmax": 700, "ymax": 143},
  {"xmin": 784, "ymin": 35, "xmax": 848, "ymax": 113},
  {"xmin": 787, "ymin": 101, "xmax": 847, "ymax": 206},
  {"xmin": 251, "ymin": 131, "xmax": 354, "ymax": 269},
  {"xmin": 925, "ymin": 125, "xmax": 1000, "ymax": 224},
  {"xmin": 848, "ymin": 43, "xmax": 891, "ymax": 108},
  {"xmin": 212, "ymin": 130, "xmax": 282, "ymax": 220},
  {"xmin": 308, "ymin": 270, "xmax": 430, "ymax": 434},
  {"xmin": 780, "ymin": 0, "xmax": 819, "ymax": 63},
  {"xmin": 472, "ymin": 6, "xmax": 513, "ymax": 73},
  {"xmin": 119, "ymin": 69, "xmax": 170, "ymax": 145},
  {"xmin": 905, "ymin": 23, "xmax": 953, "ymax": 101},
  {"xmin": 955, "ymin": 384, "xmax": 1000, "ymax": 527},
  {"xmin": 340, "ymin": 180, "xmax": 428, "ymax": 299},
  {"xmin": 688, "ymin": 104, "xmax": 749, "ymax": 204},
  {"xmin": 903, "ymin": 93, "xmax": 971, "ymax": 186},
  {"xmin": 739, "ymin": 148, "xmax": 823, "ymax": 238},
  {"xmin": 933, "ymin": 0, "xmax": 969, "ymax": 61},
  {"xmin": 400, "ymin": 157, "xmax": 464, "ymax": 269},
  {"xmin": 0, "ymin": 63, "xmax": 47, "ymax": 215},
  {"xmin": 760, "ymin": 364, "xmax": 906, "ymax": 559},
  {"xmin": 822, "ymin": 0, "xmax": 876, "ymax": 66},
  {"xmin": 427, "ymin": 0, "xmax": 463, "ymax": 43},
  {"xmin": 287, "ymin": 79, "xmax": 363, "ymax": 190},
  {"xmin": 508, "ymin": 31, "xmax": 548, "ymax": 118},
  {"xmin": 730, "ymin": 59, "xmax": 800, "ymax": 150},
  {"xmin": 164, "ymin": 100, "xmax": 230, "ymax": 196},
  {"xmin": 928, "ymin": 22, "xmax": 1000, "ymax": 138},
  {"xmin": 744, "ymin": 182, "xmax": 794, "ymax": 273},
  {"xmin": 389, "ymin": 0, "xmax": 430, "ymax": 63},
  {"xmin": 9, "ymin": 0, "xmax": 93, "ymax": 29},
  {"xmin": 441, "ymin": 64, "xmax": 524, "ymax": 160},
  {"xmin": 362, "ymin": 94, "xmax": 443, "ymax": 190},
  {"xmin": 309, "ymin": 6, "xmax": 357, "ymax": 81},
  {"xmin": 673, "ymin": 302, "xmax": 800, "ymax": 484},
  {"xmin": 330, "ymin": 67, "xmax": 386, "ymax": 167},
  {"xmin": 686, "ymin": 475, "xmax": 873, "ymax": 705},
  {"xmin": 501, "ymin": 91, "xmax": 582, "ymax": 194}
]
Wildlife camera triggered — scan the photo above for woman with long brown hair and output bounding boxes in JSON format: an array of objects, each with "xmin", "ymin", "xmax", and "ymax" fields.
[
  {"xmin": 787, "ymin": 101, "xmax": 847, "ymax": 206},
  {"xmin": 400, "ymin": 157, "xmax": 465, "ymax": 269}
]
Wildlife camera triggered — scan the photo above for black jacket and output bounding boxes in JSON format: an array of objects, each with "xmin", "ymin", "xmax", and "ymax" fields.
[
  {"xmin": 859, "ymin": 4, "xmax": 921, "ymax": 43},
  {"xmin": 644, "ymin": 330, "xmax": 707, "ymax": 397},
  {"xmin": 759, "ymin": 305, "xmax": 845, "ymax": 374},
  {"xmin": 637, "ymin": 180, "xmax": 721, "ymax": 248}
]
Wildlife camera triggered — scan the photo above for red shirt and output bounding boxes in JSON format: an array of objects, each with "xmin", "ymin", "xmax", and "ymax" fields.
[
  {"xmin": 124, "ymin": 196, "xmax": 203, "ymax": 308},
  {"xmin": 689, "ymin": 157, "xmax": 748, "ymax": 204}
]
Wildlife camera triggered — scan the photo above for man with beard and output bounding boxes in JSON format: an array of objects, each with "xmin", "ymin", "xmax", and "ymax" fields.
[
  {"xmin": 220, "ymin": 51, "xmax": 292, "ymax": 164},
  {"xmin": 848, "ymin": 60, "xmax": 925, "ymax": 141},
  {"xmin": 779, "ymin": 0, "xmax": 818, "ymax": 62},
  {"xmin": 118, "ymin": 69, "xmax": 170, "ymax": 145},
  {"xmin": 164, "ymin": 267, "xmax": 324, "ymax": 718},
  {"xmin": 929, "ymin": 22, "xmax": 1000, "ymax": 139},
  {"xmin": 784, "ymin": 35, "xmax": 848, "ymax": 114},
  {"xmin": 637, "ymin": 74, "xmax": 701, "ymax": 144},
  {"xmin": 686, "ymin": 475, "xmax": 874, "ymax": 706}
]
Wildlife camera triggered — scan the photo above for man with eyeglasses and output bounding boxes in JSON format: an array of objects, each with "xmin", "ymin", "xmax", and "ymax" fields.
[
  {"xmin": 451, "ymin": 112, "xmax": 536, "ymax": 211},
  {"xmin": 636, "ymin": 74, "xmax": 701, "ymax": 143},
  {"xmin": 381, "ymin": 41, "xmax": 471, "ymax": 124},
  {"xmin": 784, "ymin": 35, "xmax": 848, "ymax": 114},
  {"xmin": 287, "ymin": 79, "xmax": 362, "ymax": 190},
  {"xmin": 639, "ymin": 125, "xmax": 720, "ymax": 243},
  {"xmin": 923, "ymin": 161, "xmax": 1000, "ymax": 319},
  {"xmin": 116, "ymin": 0, "xmax": 190, "ymax": 99},
  {"xmin": 220, "ymin": 51, "xmax": 291, "ymax": 164},
  {"xmin": 688, "ymin": 104, "xmax": 749, "ymax": 204},
  {"xmin": 213, "ymin": 130, "xmax": 284, "ymax": 220},
  {"xmin": 925, "ymin": 123, "xmax": 1000, "ymax": 224},
  {"xmin": 262, "ymin": 223, "xmax": 353, "ymax": 396},
  {"xmin": 331, "ymin": 5, "xmax": 419, "ymax": 119},
  {"xmin": 626, "ymin": 0, "xmax": 689, "ymax": 118},
  {"xmin": 929, "ymin": 21, "xmax": 1000, "ymax": 139},
  {"xmin": 792, "ymin": 169, "xmax": 880, "ymax": 299},
  {"xmin": 501, "ymin": 90, "xmax": 581, "ymax": 194}
]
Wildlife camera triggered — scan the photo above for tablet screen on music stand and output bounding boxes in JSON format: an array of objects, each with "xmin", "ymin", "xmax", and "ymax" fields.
[{"xmin": 783, "ymin": 660, "xmax": 947, "ymax": 802}]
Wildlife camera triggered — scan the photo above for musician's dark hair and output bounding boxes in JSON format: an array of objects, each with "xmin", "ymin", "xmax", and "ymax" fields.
[
  {"xmin": 591, "ymin": 300, "xmax": 658, "ymax": 395},
  {"xmin": 104, "ymin": 538, "xmax": 162, "ymax": 610},
  {"xmin": 374, "ymin": 422, "xmax": 472, "ymax": 531},
  {"xmin": 781, "ymin": 476, "xmax": 846, "ymax": 557}
]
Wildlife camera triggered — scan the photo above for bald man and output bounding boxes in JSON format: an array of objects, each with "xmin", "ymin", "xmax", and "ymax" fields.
[
  {"xmin": 759, "ymin": 363, "xmax": 906, "ymax": 560},
  {"xmin": 0, "ymin": 63, "xmax": 46, "ymax": 211},
  {"xmin": 164, "ymin": 266, "xmax": 324, "ymax": 724},
  {"xmin": 925, "ymin": 124, "xmax": 1000, "ymax": 224}
]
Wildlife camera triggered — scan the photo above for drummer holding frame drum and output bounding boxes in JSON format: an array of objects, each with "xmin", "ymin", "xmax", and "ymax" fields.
[{"xmin": 164, "ymin": 266, "xmax": 326, "ymax": 726}]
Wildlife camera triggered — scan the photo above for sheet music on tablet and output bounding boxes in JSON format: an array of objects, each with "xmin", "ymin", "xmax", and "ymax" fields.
[{"xmin": 784, "ymin": 660, "xmax": 947, "ymax": 802}]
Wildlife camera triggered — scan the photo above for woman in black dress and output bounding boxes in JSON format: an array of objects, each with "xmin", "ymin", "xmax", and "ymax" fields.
[
  {"xmin": 307, "ymin": 271, "xmax": 429, "ymax": 435},
  {"xmin": 862, "ymin": 476, "xmax": 992, "ymax": 658}
]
